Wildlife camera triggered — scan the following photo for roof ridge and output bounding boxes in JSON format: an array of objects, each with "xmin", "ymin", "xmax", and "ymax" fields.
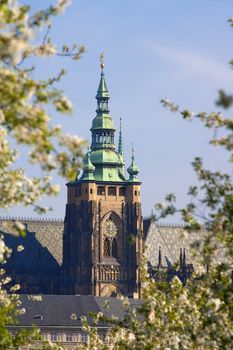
[
  {"xmin": 0, "ymin": 216, "xmax": 63, "ymax": 222},
  {"xmin": 143, "ymin": 217, "xmax": 186, "ymax": 228},
  {"xmin": 156, "ymin": 222, "xmax": 186, "ymax": 228}
]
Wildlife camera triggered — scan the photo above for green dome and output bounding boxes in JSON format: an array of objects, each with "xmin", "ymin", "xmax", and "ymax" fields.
[
  {"xmin": 91, "ymin": 113, "xmax": 115, "ymax": 130},
  {"xmin": 91, "ymin": 149, "xmax": 120, "ymax": 165},
  {"xmin": 127, "ymin": 161, "xmax": 140, "ymax": 175}
]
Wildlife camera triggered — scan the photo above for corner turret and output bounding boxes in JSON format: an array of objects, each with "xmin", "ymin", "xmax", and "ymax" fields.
[
  {"xmin": 127, "ymin": 147, "xmax": 140, "ymax": 182},
  {"xmin": 80, "ymin": 148, "xmax": 95, "ymax": 181}
]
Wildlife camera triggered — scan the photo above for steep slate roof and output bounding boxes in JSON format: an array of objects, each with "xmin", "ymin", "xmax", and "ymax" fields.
[
  {"xmin": 16, "ymin": 294, "xmax": 142, "ymax": 328},
  {"xmin": 145, "ymin": 219, "xmax": 226, "ymax": 269},
  {"xmin": 0, "ymin": 217, "xmax": 64, "ymax": 268},
  {"xmin": 145, "ymin": 220, "xmax": 201, "ymax": 268}
]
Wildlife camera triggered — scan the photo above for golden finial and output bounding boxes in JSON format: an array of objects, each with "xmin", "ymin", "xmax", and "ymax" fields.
[{"xmin": 99, "ymin": 52, "xmax": 104, "ymax": 71}]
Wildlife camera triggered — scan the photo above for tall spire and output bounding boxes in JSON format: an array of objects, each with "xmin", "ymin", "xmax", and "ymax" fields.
[
  {"xmin": 118, "ymin": 118, "xmax": 126, "ymax": 178},
  {"xmin": 88, "ymin": 57, "xmax": 124, "ymax": 182},
  {"xmin": 96, "ymin": 54, "xmax": 110, "ymax": 103},
  {"xmin": 79, "ymin": 57, "xmax": 141, "ymax": 184},
  {"xmin": 91, "ymin": 58, "xmax": 116, "ymax": 151}
]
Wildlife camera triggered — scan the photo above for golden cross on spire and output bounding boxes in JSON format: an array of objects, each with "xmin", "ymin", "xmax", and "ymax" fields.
[{"xmin": 99, "ymin": 52, "xmax": 105, "ymax": 72}]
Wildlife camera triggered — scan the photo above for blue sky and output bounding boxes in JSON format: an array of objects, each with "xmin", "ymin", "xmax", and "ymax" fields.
[{"xmin": 2, "ymin": 0, "xmax": 233, "ymax": 220}]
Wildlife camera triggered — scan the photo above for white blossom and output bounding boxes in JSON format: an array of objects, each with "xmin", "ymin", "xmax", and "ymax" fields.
[
  {"xmin": 2, "ymin": 276, "xmax": 11, "ymax": 285},
  {"xmin": 70, "ymin": 313, "xmax": 77, "ymax": 320},
  {"xmin": 10, "ymin": 284, "xmax": 20, "ymax": 292},
  {"xmin": 18, "ymin": 307, "xmax": 26, "ymax": 315},
  {"xmin": 17, "ymin": 245, "xmax": 24, "ymax": 252},
  {"xmin": 27, "ymin": 294, "xmax": 42, "ymax": 301}
]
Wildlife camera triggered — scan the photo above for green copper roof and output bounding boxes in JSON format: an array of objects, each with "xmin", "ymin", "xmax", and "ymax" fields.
[
  {"xmin": 90, "ymin": 149, "xmax": 125, "ymax": 181},
  {"xmin": 77, "ymin": 62, "xmax": 140, "ymax": 184},
  {"xmin": 91, "ymin": 149, "xmax": 120, "ymax": 165},
  {"xmin": 93, "ymin": 165, "xmax": 125, "ymax": 182},
  {"xmin": 91, "ymin": 113, "xmax": 115, "ymax": 131}
]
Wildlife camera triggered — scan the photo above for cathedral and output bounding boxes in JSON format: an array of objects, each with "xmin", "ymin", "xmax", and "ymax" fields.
[{"xmin": 0, "ymin": 63, "xmax": 199, "ymax": 297}]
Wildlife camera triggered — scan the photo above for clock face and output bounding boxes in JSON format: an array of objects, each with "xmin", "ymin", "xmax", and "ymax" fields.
[{"xmin": 104, "ymin": 220, "xmax": 117, "ymax": 238}]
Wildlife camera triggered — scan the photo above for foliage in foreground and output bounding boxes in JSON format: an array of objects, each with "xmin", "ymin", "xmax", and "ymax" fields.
[
  {"xmin": 0, "ymin": 0, "xmax": 84, "ymax": 348},
  {"xmin": 0, "ymin": 261, "xmax": 40, "ymax": 349},
  {"xmin": 0, "ymin": 0, "xmax": 86, "ymax": 215}
]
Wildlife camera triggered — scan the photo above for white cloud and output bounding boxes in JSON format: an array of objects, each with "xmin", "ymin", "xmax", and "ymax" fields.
[{"xmin": 147, "ymin": 42, "xmax": 232, "ymax": 89}]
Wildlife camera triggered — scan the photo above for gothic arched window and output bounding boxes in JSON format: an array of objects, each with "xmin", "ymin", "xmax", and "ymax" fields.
[
  {"xmin": 103, "ymin": 218, "xmax": 119, "ymax": 259},
  {"xmin": 112, "ymin": 238, "xmax": 118, "ymax": 258},
  {"xmin": 104, "ymin": 238, "xmax": 110, "ymax": 257}
]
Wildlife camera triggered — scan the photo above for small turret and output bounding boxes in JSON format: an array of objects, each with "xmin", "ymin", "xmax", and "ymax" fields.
[
  {"xmin": 127, "ymin": 146, "xmax": 140, "ymax": 182},
  {"xmin": 80, "ymin": 147, "xmax": 95, "ymax": 181}
]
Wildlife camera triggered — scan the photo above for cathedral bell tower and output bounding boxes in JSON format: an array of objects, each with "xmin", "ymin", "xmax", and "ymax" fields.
[{"xmin": 63, "ymin": 62, "xmax": 144, "ymax": 297}]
